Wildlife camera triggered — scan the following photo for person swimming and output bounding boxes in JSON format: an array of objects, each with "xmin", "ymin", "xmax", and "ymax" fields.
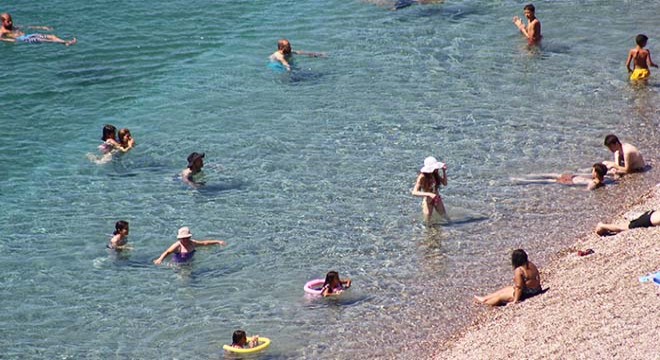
[
  {"xmin": 0, "ymin": 13, "xmax": 76, "ymax": 46},
  {"xmin": 269, "ymin": 39, "xmax": 325, "ymax": 71}
]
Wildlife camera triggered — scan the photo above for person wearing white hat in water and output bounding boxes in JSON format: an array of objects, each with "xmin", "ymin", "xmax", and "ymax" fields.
[
  {"xmin": 412, "ymin": 156, "xmax": 448, "ymax": 222},
  {"xmin": 153, "ymin": 227, "xmax": 226, "ymax": 265}
]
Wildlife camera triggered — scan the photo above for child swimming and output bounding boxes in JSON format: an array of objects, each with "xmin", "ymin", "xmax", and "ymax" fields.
[
  {"xmin": 321, "ymin": 271, "xmax": 352, "ymax": 297},
  {"xmin": 118, "ymin": 128, "xmax": 135, "ymax": 152},
  {"xmin": 108, "ymin": 220, "xmax": 131, "ymax": 250},
  {"xmin": 230, "ymin": 330, "xmax": 259, "ymax": 349},
  {"xmin": 153, "ymin": 227, "xmax": 226, "ymax": 265}
]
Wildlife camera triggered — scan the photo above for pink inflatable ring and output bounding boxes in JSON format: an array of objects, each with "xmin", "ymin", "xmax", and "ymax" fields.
[{"xmin": 304, "ymin": 279, "xmax": 325, "ymax": 296}]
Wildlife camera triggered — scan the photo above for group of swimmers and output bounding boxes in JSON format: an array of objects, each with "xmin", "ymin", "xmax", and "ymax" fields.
[{"xmin": 9, "ymin": 1, "xmax": 656, "ymax": 351}]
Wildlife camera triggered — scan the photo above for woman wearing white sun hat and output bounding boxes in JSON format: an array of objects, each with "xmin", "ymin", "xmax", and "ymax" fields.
[
  {"xmin": 153, "ymin": 227, "xmax": 226, "ymax": 265},
  {"xmin": 411, "ymin": 156, "xmax": 448, "ymax": 222}
]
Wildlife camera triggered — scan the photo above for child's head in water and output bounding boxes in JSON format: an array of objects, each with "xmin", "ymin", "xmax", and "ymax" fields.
[
  {"xmin": 102, "ymin": 124, "xmax": 118, "ymax": 141},
  {"xmin": 118, "ymin": 128, "xmax": 132, "ymax": 146},
  {"xmin": 323, "ymin": 271, "xmax": 341, "ymax": 289},
  {"xmin": 232, "ymin": 330, "xmax": 248, "ymax": 347},
  {"xmin": 113, "ymin": 220, "xmax": 129, "ymax": 236}
]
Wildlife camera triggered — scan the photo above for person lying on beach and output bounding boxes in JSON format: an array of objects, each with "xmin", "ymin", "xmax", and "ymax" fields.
[
  {"xmin": 0, "ymin": 13, "xmax": 76, "ymax": 46},
  {"xmin": 511, "ymin": 163, "xmax": 609, "ymax": 191},
  {"xmin": 512, "ymin": 3, "xmax": 541, "ymax": 45},
  {"xmin": 595, "ymin": 210, "xmax": 659, "ymax": 236},
  {"xmin": 601, "ymin": 134, "xmax": 645, "ymax": 175},
  {"xmin": 269, "ymin": 39, "xmax": 325, "ymax": 71},
  {"xmin": 626, "ymin": 34, "xmax": 658, "ymax": 81},
  {"xmin": 153, "ymin": 227, "xmax": 226, "ymax": 265},
  {"xmin": 474, "ymin": 249, "xmax": 542, "ymax": 306}
]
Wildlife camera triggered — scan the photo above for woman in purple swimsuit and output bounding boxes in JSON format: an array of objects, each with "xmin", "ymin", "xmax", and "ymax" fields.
[{"xmin": 153, "ymin": 227, "xmax": 226, "ymax": 265}]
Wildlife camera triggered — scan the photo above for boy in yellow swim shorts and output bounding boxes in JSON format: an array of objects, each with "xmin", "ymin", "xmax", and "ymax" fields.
[{"xmin": 626, "ymin": 34, "xmax": 658, "ymax": 81}]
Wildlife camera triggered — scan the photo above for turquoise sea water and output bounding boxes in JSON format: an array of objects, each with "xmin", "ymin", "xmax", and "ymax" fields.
[{"xmin": 1, "ymin": 1, "xmax": 659, "ymax": 359}]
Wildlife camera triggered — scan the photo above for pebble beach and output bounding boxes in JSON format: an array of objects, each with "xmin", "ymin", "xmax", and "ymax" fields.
[{"xmin": 433, "ymin": 184, "xmax": 660, "ymax": 360}]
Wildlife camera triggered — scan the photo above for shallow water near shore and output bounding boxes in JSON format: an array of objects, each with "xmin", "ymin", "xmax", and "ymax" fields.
[{"xmin": 1, "ymin": 1, "xmax": 659, "ymax": 359}]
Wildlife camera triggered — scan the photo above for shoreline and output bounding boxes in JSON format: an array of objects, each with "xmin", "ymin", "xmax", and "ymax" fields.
[{"xmin": 431, "ymin": 184, "xmax": 660, "ymax": 360}]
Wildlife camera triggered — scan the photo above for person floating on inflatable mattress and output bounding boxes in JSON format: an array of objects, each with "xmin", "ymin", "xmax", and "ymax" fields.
[
  {"xmin": 626, "ymin": 34, "xmax": 658, "ymax": 81},
  {"xmin": 0, "ymin": 13, "xmax": 76, "ymax": 46}
]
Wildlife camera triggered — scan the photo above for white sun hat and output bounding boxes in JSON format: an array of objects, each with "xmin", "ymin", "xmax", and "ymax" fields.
[
  {"xmin": 420, "ymin": 156, "xmax": 445, "ymax": 173},
  {"xmin": 177, "ymin": 227, "xmax": 193, "ymax": 239}
]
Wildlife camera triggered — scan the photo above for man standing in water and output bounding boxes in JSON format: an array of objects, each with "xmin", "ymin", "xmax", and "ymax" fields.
[
  {"xmin": 601, "ymin": 134, "xmax": 645, "ymax": 175},
  {"xmin": 512, "ymin": 4, "xmax": 541, "ymax": 45},
  {"xmin": 0, "ymin": 13, "xmax": 76, "ymax": 46}
]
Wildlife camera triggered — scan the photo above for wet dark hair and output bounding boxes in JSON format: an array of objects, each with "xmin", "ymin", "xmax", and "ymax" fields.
[
  {"xmin": 603, "ymin": 134, "xmax": 620, "ymax": 147},
  {"xmin": 102, "ymin": 124, "xmax": 117, "ymax": 141},
  {"xmin": 113, "ymin": 220, "xmax": 129, "ymax": 235},
  {"xmin": 523, "ymin": 4, "xmax": 535, "ymax": 12},
  {"xmin": 592, "ymin": 163, "xmax": 607, "ymax": 179},
  {"xmin": 635, "ymin": 34, "xmax": 648, "ymax": 47},
  {"xmin": 421, "ymin": 171, "xmax": 442, "ymax": 192},
  {"xmin": 511, "ymin": 249, "xmax": 529, "ymax": 269},
  {"xmin": 278, "ymin": 39, "xmax": 292, "ymax": 55},
  {"xmin": 232, "ymin": 330, "xmax": 247, "ymax": 346},
  {"xmin": 323, "ymin": 271, "xmax": 340, "ymax": 288}
]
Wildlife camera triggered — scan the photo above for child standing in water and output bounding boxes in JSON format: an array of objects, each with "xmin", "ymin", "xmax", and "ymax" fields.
[
  {"xmin": 230, "ymin": 330, "xmax": 259, "ymax": 349},
  {"xmin": 412, "ymin": 156, "xmax": 449, "ymax": 222},
  {"xmin": 321, "ymin": 271, "xmax": 352, "ymax": 297},
  {"xmin": 626, "ymin": 34, "xmax": 658, "ymax": 81},
  {"xmin": 153, "ymin": 227, "xmax": 226, "ymax": 265},
  {"xmin": 108, "ymin": 221, "xmax": 131, "ymax": 250}
]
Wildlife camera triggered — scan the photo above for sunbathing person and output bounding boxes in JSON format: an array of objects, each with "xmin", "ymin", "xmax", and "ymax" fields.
[
  {"xmin": 475, "ymin": 249, "xmax": 542, "ymax": 306},
  {"xmin": 511, "ymin": 163, "xmax": 609, "ymax": 191},
  {"xmin": 595, "ymin": 210, "xmax": 659, "ymax": 236}
]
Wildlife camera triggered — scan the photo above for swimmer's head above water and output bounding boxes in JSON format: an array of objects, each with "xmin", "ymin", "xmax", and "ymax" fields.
[
  {"xmin": 278, "ymin": 39, "xmax": 292, "ymax": 55},
  {"xmin": 1, "ymin": 13, "xmax": 13, "ymax": 30}
]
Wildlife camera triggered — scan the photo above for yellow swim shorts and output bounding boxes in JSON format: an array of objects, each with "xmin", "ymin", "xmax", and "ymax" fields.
[{"xmin": 630, "ymin": 68, "xmax": 650, "ymax": 80}]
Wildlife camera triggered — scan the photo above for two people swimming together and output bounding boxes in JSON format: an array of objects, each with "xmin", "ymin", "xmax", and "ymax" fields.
[{"xmin": 87, "ymin": 124, "xmax": 135, "ymax": 164}]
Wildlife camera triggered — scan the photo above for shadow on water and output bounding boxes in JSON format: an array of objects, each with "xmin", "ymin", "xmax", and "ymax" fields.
[
  {"xmin": 268, "ymin": 62, "xmax": 324, "ymax": 85},
  {"xmin": 302, "ymin": 292, "xmax": 371, "ymax": 309},
  {"xmin": 427, "ymin": 207, "xmax": 489, "ymax": 227},
  {"xmin": 194, "ymin": 177, "xmax": 246, "ymax": 194}
]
